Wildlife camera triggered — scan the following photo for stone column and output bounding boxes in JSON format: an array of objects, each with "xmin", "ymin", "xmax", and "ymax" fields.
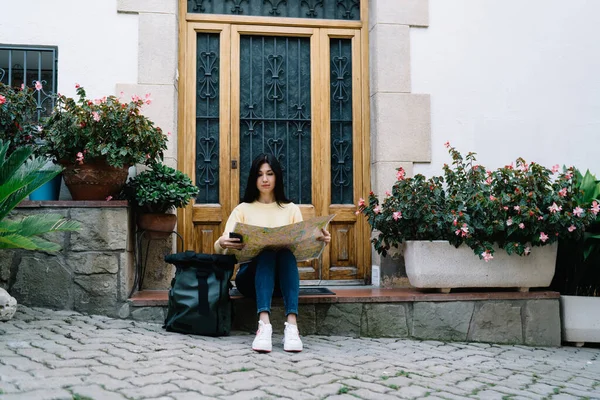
[
  {"xmin": 116, "ymin": 0, "xmax": 179, "ymax": 289},
  {"xmin": 368, "ymin": 0, "xmax": 431, "ymax": 283}
]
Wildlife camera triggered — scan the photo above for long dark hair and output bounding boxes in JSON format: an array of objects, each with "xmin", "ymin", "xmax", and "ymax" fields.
[{"xmin": 242, "ymin": 153, "xmax": 290, "ymax": 206}]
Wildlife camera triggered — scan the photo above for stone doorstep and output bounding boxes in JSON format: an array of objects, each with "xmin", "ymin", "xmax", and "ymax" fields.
[{"xmin": 128, "ymin": 288, "xmax": 562, "ymax": 346}]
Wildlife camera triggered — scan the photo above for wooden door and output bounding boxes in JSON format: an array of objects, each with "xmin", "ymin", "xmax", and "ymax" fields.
[{"xmin": 179, "ymin": 22, "xmax": 370, "ymax": 284}]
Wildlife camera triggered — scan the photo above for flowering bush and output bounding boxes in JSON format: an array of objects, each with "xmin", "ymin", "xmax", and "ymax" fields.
[
  {"xmin": 41, "ymin": 85, "xmax": 168, "ymax": 168},
  {"xmin": 0, "ymin": 82, "xmax": 42, "ymax": 156},
  {"xmin": 358, "ymin": 143, "xmax": 599, "ymax": 261}
]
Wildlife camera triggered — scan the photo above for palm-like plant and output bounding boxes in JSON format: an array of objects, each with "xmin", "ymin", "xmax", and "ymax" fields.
[{"xmin": 0, "ymin": 140, "xmax": 80, "ymax": 251}]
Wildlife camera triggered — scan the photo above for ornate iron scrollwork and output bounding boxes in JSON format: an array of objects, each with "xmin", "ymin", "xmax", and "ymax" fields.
[
  {"xmin": 197, "ymin": 51, "xmax": 218, "ymax": 99},
  {"xmin": 301, "ymin": 0, "xmax": 323, "ymax": 17},
  {"xmin": 264, "ymin": 0, "xmax": 287, "ymax": 15},
  {"xmin": 266, "ymin": 54, "xmax": 285, "ymax": 101},
  {"xmin": 337, "ymin": 0, "xmax": 360, "ymax": 19}
]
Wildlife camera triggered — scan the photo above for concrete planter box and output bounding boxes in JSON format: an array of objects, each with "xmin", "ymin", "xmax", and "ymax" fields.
[
  {"xmin": 560, "ymin": 295, "xmax": 600, "ymax": 345},
  {"xmin": 404, "ymin": 240, "xmax": 558, "ymax": 292}
]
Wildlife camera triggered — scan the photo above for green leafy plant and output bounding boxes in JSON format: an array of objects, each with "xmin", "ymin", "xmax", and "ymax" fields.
[
  {"xmin": 0, "ymin": 82, "xmax": 42, "ymax": 156},
  {"xmin": 0, "ymin": 140, "xmax": 80, "ymax": 251},
  {"xmin": 41, "ymin": 85, "xmax": 168, "ymax": 168},
  {"xmin": 551, "ymin": 169, "xmax": 600, "ymax": 296},
  {"xmin": 359, "ymin": 143, "xmax": 598, "ymax": 261},
  {"xmin": 122, "ymin": 162, "xmax": 198, "ymax": 213}
]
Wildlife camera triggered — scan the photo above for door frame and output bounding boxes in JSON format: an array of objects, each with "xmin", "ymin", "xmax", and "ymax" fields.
[{"xmin": 177, "ymin": 0, "xmax": 372, "ymax": 283}]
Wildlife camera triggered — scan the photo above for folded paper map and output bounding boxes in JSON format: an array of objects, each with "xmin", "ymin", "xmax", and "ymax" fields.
[{"xmin": 229, "ymin": 214, "xmax": 336, "ymax": 263}]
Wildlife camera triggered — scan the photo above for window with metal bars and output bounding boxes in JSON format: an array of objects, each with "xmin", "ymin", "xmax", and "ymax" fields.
[{"xmin": 0, "ymin": 45, "xmax": 58, "ymax": 120}]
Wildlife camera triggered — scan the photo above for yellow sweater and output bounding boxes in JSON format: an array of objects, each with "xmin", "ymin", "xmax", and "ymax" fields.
[{"xmin": 214, "ymin": 201, "xmax": 303, "ymax": 254}]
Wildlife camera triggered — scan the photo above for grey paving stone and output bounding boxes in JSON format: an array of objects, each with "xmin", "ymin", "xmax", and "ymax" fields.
[
  {"xmin": 68, "ymin": 384, "xmax": 129, "ymax": 400},
  {"xmin": 120, "ymin": 383, "xmax": 181, "ymax": 399},
  {"xmin": 0, "ymin": 388, "xmax": 73, "ymax": 400},
  {"xmin": 395, "ymin": 384, "xmax": 432, "ymax": 398}
]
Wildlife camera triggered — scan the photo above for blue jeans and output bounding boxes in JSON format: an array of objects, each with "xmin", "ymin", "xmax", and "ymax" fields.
[{"xmin": 235, "ymin": 249, "xmax": 299, "ymax": 316}]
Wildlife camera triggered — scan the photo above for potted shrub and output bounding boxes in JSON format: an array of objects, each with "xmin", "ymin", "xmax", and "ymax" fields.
[
  {"xmin": 0, "ymin": 82, "xmax": 61, "ymax": 200},
  {"xmin": 551, "ymin": 169, "xmax": 600, "ymax": 345},
  {"xmin": 122, "ymin": 162, "xmax": 198, "ymax": 235},
  {"xmin": 358, "ymin": 143, "xmax": 598, "ymax": 292},
  {"xmin": 41, "ymin": 85, "xmax": 168, "ymax": 200}
]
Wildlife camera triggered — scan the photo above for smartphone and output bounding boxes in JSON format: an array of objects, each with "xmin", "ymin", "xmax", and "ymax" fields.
[{"xmin": 229, "ymin": 232, "xmax": 243, "ymax": 243}]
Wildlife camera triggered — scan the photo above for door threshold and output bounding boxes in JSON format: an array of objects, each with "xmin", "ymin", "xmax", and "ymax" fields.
[{"xmin": 300, "ymin": 279, "xmax": 366, "ymax": 286}]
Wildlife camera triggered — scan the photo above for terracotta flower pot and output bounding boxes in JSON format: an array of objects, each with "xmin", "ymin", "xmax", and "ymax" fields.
[
  {"xmin": 61, "ymin": 160, "xmax": 129, "ymax": 201},
  {"xmin": 137, "ymin": 213, "xmax": 177, "ymax": 238}
]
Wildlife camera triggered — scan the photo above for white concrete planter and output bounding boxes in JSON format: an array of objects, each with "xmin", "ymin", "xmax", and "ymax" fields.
[
  {"xmin": 560, "ymin": 295, "xmax": 600, "ymax": 345},
  {"xmin": 404, "ymin": 240, "xmax": 558, "ymax": 292}
]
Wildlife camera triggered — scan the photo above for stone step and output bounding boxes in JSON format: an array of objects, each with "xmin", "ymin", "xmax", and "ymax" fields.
[{"xmin": 128, "ymin": 288, "xmax": 561, "ymax": 346}]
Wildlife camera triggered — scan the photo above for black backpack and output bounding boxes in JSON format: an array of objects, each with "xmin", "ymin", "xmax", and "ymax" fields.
[{"xmin": 163, "ymin": 252, "xmax": 237, "ymax": 336}]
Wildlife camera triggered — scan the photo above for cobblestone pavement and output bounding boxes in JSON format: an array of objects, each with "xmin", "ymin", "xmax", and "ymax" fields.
[{"xmin": 1, "ymin": 307, "xmax": 599, "ymax": 400}]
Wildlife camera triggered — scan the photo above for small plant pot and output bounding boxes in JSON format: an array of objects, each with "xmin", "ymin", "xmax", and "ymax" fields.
[
  {"xmin": 29, "ymin": 173, "xmax": 62, "ymax": 201},
  {"xmin": 61, "ymin": 160, "xmax": 129, "ymax": 201},
  {"xmin": 137, "ymin": 213, "xmax": 177, "ymax": 239}
]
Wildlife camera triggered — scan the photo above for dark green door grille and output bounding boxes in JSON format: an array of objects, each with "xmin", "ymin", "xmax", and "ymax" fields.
[
  {"xmin": 239, "ymin": 35, "xmax": 312, "ymax": 204},
  {"xmin": 330, "ymin": 38, "xmax": 353, "ymax": 204},
  {"xmin": 195, "ymin": 33, "xmax": 220, "ymax": 204},
  {"xmin": 188, "ymin": 0, "xmax": 360, "ymax": 20}
]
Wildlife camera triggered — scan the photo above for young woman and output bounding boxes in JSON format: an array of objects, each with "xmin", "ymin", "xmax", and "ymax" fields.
[{"xmin": 214, "ymin": 153, "xmax": 331, "ymax": 353}]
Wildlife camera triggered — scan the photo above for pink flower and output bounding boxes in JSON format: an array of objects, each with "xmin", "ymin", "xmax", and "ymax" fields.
[
  {"xmin": 358, "ymin": 198, "xmax": 365, "ymax": 207},
  {"xmin": 519, "ymin": 223, "xmax": 525, "ymax": 229},
  {"xmin": 481, "ymin": 251, "xmax": 493, "ymax": 262},
  {"xmin": 514, "ymin": 205, "xmax": 520, "ymax": 211},
  {"xmin": 106, "ymin": 196, "xmax": 113, "ymax": 201},
  {"xmin": 489, "ymin": 195, "xmax": 496, "ymax": 201},
  {"xmin": 145, "ymin": 93, "xmax": 152, "ymax": 105},
  {"xmin": 548, "ymin": 202, "xmax": 562, "ymax": 213},
  {"xmin": 517, "ymin": 163, "xmax": 529, "ymax": 172},
  {"xmin": 460, "ymin": 223, "xmax": 469, "ymax": 237},
  {"xmin": 146, "ymin": 154, "xmax": 151, "ymax": 159},
  {"xmin": 552, "ymin": 164, "xmax": 560, "ymax": 173},
  {"xmin": 506, "ymin": 218, "xmax": 513, "ymax": 226},
  {"xmin": 538, "ymin": 216, "xmax": 544, "ymax": 220},
  {"xmin": 373, "ymin": 205, "xmax": 381, "ymax": 214},
  {"xmin": 573, "ymin": 207, "xmax": 584, "ymax": 217},
  {"xmin": 455, "ymin": 229, "xmax": 461, "ymax": 236},
  {"xmin": 94, "ymin": 99, "xmax": 102, "ymax": 105},
  {"xmin": 396, "ymin": 167, "xmax": 406, "ymax": 181},
  {"xmin": 565, "ymin": 172, "xmax": 573, "ymax": 180},
  {"xmin": 355, "ymin": 210, "xmax": 360, "ymax": 215},
  {"xmin": 92, "ymin": 111, "xmax": 100, "ymax": 122},
  {"xmin": 540, "ymin": 232, "xmax": 549, "ymax": 243},
  {"xmin": 167, "ymin": 131, "xmax": 172, "ymax": 136},
  {"xmin": 591, "ymin": 201, "xmax": 600, "ymax": 216},
  {"xmin": 568, "ymin": 225, "xmax": 576, "ymax": 232},
  {"xmin": 503, "ymin": 206, "xmax": 509, "ymax": 210},
  {"xmin": 75, "ymin": 83, "xmax": 80, "ymax": 89},
  {"xmin": 558, "ymin": 188, "xmax": 567, "ymax": 197},
  {"xmin": 20, "ymin": 83, "xmax": 25, "ymax": 90},
  {"xmin": 524, "ymin": 246, "xmax": 531, "ymax": 255},
  {"xmin": 485, "ymin": 177, "xmax": 492, "ymax": 185},
  {"xmin": 444, "ymin": 141, "xmax": 450, "ymax": 148},
  {"xmin": 76, "ymin": 152, "xmax": 84, "ymax": 165},
  {"xmin": 0, "ymin": 94, "xmax": 5, "ymax": 104},
  {"xmin": 453, "ymin": 219, "xmax": 458, "ymax": 226},
  {"xmin": 385, "ymin": 191, "xmax": 391, "ymax": 197},
  {"xmin": 34, "ymin": 81, "xmax": 42, "ymax": 91},
  {"xmin": 393, "ymin": 211, "xmax": 402, "ymax": 221},
  {"xmin": 132, "ymin": 94, "xmax": 141, "ymax": 102}
]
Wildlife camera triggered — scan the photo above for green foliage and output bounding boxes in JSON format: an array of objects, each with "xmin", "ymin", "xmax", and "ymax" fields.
[
  {"xmin": 359, "ymin": 144, "xmax": 598, "ymax": 260},
  {"xmin": 0, "ymin": 82, "xmax": 42, "ymax": 156},
  {"xmin": 552, "ymin": 169, "xmax": 600, "ymax": 296},
  {"xmin": 122, "ymin": 162, "xmax": 198, "ymax": 213},
  {"xmin": 41, "ymin": 85, "xmax": 168, "ymax": 168},
  {"xmin": 0, "ymin": 140, "xmax": 80, "ymax": 251}
]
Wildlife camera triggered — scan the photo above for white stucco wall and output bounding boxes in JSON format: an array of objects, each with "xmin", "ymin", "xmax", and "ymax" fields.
[
  {"xmin": 0, "ymin": 0, "xmax": 138, "ymax": 100},
  {"xmin": 411, "ymin": 0, "xmax": 600, "ymax": 177}
]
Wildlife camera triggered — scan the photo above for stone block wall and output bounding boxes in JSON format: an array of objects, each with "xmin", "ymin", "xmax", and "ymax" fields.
[
  {"xmin": 2, "ymin": 202, "xmax": 134, "ymax": 318},
  {"xmin": 128, "ymin": 297, "xmax": 561, "ymax": 347}
]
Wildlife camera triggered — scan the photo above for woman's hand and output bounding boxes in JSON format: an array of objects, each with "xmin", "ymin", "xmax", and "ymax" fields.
[
  {"xmin": 318, "ymin": 228, "xmax": 331, "ymax": 245},
  {"xmin": 218, "ymin": 233, "xmax": 245, "ymax": 250}
]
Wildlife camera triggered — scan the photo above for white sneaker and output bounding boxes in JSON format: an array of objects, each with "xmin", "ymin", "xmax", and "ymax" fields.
[
  {"xmin": 283, "ymin": 322, "xmax": 303, "ymax": 352},
  {"xmin": 252, "ymin": 320, "xmax": 272, "ymax": 353}
]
